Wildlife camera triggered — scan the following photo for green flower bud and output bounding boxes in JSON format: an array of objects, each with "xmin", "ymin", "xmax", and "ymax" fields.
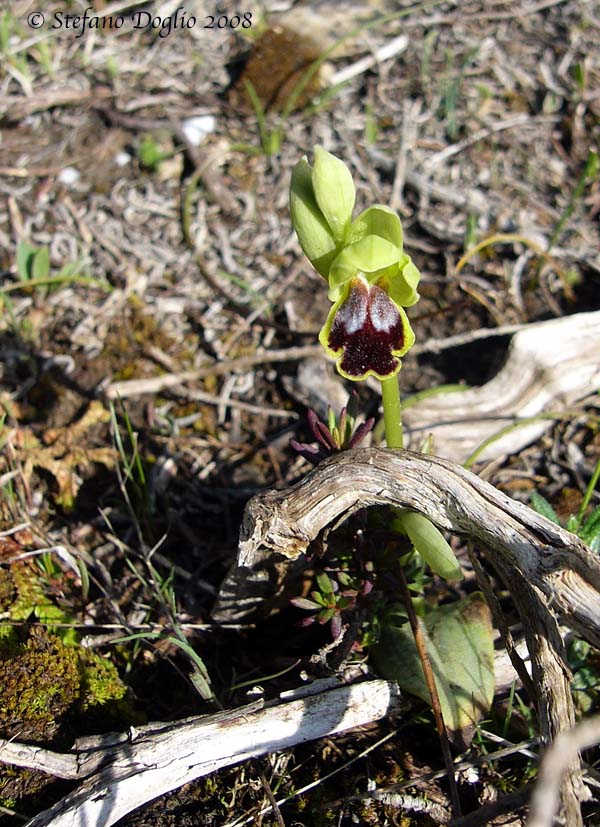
[
  {"xmin": 312, "ymin": 146, "xmax": 356, "ymax": 243},
  {"xmin": 289, "ymin": 157, "xmax": 338, "ymax": 278}
]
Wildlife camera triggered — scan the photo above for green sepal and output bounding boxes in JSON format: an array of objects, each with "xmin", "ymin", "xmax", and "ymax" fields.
[
  {"xmin": 312, "ymin": 146, "xmax": 356, "ymax": 243},
  {"xmin": 349, "ymin": 204, "xmax": 404, "ymax": 249},
  {"xmin": 327, "ymin": 236, "xmax": 401, "ymax": 301},
  {"xmin": 387, "ymin": 256, "xmax": 421, "ymax": 307},
  {"xmin": 289, "ymin": 157, "xmax": 338, "ymax": 277}
]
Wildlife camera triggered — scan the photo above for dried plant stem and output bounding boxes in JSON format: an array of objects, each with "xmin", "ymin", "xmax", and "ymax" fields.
[
  {"xmin": 381, "ymin": 372, "xmax": 459, "ymax": 816},
  {"xmin": 381, "ymin": 372, "xmax": 459, "ymax": 814},
  {"xmin": 395, "ymin": 561, "xmax": 462, "ymax": 818},
  {"xmin": 527, "ymin": 715, "xmax": 600, "ymax": 827}
]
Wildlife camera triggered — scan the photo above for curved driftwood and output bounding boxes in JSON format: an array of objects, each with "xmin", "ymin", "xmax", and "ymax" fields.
[
  {"xmin": 213, "ymin": 447, "xmax": 600, "ymax": 825},
  {"xmin": 213, "ymin": 448, "xmax": 600, "ymax": 642},
  {"xmin": 7, "ymin": 680, "xmax": 400, "ymax": 827},
  {"xmin": 403, "ymin": 310, "xmax": 600, "ymax": 463}
]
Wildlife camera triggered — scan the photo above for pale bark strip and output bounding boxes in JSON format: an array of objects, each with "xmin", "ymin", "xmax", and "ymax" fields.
[
  {"xmin": 16, "ymin": 680, "xmax": 399, "ymax": 827},
  {"xmin": 527, "ymin": 715, "xmax": 600, "ymax": 827},
  {"xmin": 1, "ymin": 644, "xmax": 526, "ymax": 779},
  {"xmin": 213, "ymin": 447, "xmax": 600, "ymax": 825},
  {"xmin": 0, "ymin": 742, "xmax": 80, "ymax": 780}
]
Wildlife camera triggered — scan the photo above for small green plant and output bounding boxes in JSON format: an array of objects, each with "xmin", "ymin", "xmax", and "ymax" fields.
[
  {"xmin": 1, "ymin": 241, "xmax": 107, "ymax": 317},
  {"xmin": 16, "ymin": 240, "xmax": 50, "ymax": 282},
  {"xmin": 138, "ymin": 134, "xmax": 174, "ymax": 172},
  {"xmin": 529, "ymin": 456, "xmax": 600, "ymax": 552},
  {"xmin": 0, "ymin": 11, "xmax": 30, "ymax": 80},
  {"xmin": 546, "ymin": 149, "xmax": 599, "ymax": 254},
  {"xmin": 242, "ymin": 78, "xmax": 283, "ymax": 157},
  {"xmin": 567, "ymin": 636, "xmax": 600, "ymax": 714},
  {"xmin": 291, "ymin": 570, "xmax": 371, "ymax": 640},
  {"xmin": 364, "ymin": 102, "xmax": 378, "ymax": 145},
  {"xmin": 290, "ymin": 393, "xmax": 374, "ymax": 464},
  {"xmin": 0, "ymin": 555, "xmax": 78, "ymax": 644},
  {"xmin": 289, "ymin": 146, "xmax": 494, "ymax": 750},
  {"xmin": 434, "ymin": 45, "xmax": 480, "ymax": 141}
]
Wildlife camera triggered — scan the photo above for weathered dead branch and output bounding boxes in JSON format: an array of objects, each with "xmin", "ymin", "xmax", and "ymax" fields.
[
  {"xmin": 403, "ymin": 310, "xmax": 600, "ymax": 463},
  {"xmin": 213, "ymin": 447, "xmax": 600, "ymax": 824},
  {"xmin": 213, "ymin": 448, "xmax": 600, "ymax": 641},
  {"xmin": 2, "ymin": 681, "xmax": 400, "ymax": 827}
]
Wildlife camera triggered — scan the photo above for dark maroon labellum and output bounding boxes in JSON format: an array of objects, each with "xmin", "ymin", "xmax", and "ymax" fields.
[{"xmin": 327, "ymin": 278, "xmax": 406, "ymax": 379}]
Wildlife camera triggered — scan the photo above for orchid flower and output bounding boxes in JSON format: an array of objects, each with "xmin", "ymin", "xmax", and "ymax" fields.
[
  {"xmin": 289, "ymin": 147, "xmax": 462, "ymax": 584},
  {"xmin": 290, "ymin": 147, "xmax": 420, "ymax": 380}
]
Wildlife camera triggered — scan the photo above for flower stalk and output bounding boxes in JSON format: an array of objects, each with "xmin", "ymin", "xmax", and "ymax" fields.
[
  {"xmin": 289, "ymin": 146, "xmax": 462, "ymax": 584},
  {"xmin": 380, "ymin": 375, "xmax": 404, "ymax": 450}
]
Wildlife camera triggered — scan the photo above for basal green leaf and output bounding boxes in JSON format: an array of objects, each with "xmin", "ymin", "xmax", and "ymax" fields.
[{"xmin": 372, "ymin": 593, "xmax": 495, "ymax": 744}]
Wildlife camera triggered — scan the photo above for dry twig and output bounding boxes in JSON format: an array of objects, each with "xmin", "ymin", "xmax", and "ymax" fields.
[
  {"xmin": 1, "ymin": 681, "xmax": 400, "ymax": 827},
  {"xmin": 527, "ymin": 716, "xmax": 600, "ymax": 827}
]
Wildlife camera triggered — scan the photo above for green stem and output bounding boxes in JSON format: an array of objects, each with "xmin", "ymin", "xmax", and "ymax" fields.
[{"xmin": 380, "ymin": 375, "xmax": 404, "ymax": 449}]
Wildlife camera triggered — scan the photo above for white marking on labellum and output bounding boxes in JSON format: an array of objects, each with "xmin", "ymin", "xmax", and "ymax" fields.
[
  {"xmin": 337, "ymin": 281, "xmax": 368, "ymax": 334},
  {"xmin": 369, "ymin": 286, "xmax": 399, "ymax": 332}
]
